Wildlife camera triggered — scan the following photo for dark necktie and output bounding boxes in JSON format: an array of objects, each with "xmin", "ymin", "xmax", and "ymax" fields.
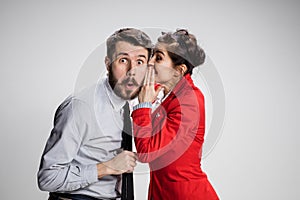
[{"xmin": 121, "ymin": 102, "xmax": 134, "ymax": 200}]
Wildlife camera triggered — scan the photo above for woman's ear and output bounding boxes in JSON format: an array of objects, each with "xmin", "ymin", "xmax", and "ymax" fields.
[
  {"xmin": 176, "ymin": 64, "xmax": 187, "ymax": 76},
  {"xmin": 105, "ymin": 56, "xmax": 110, "ymax": 71}
]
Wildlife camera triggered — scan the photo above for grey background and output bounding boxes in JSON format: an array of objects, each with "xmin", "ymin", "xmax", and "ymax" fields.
[{"xmin": 0, "ymin": 0, "xmax": 299, "ymax": 199}]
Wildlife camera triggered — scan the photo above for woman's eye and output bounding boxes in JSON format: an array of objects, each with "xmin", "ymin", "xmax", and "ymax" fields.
[{"xmin": 156, "ymin": 55, "xmax": 162, "ymax": 61}]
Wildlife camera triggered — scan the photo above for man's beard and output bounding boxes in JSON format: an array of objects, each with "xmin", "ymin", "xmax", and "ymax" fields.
[{"xmin": 108, "ymin": 69, "xmax": 141, "ymax": 100}]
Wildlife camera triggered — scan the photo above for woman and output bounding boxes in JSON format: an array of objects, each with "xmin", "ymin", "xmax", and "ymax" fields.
[{"xmin": 131, "ymin": 29, "xmax": 219, "ymax": 200}]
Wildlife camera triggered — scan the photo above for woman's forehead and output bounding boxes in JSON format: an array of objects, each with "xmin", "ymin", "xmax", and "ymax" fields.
[{"xmin": 153, "ymin": 43, "xmax": 167, "ymax": 52}]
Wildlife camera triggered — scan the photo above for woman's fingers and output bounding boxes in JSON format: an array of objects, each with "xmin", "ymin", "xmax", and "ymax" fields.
[
  {"xmin": 139, "ymin": 65, "xmax": 159, "ymax": 103},
  {"xmin": 143, "ymin": 65, "xmax": 155, "ymax": 86},
  {"xmin": 143, "ymin": 65, "xmax": 150, "ymax": 86},
  {"xmin": 155, "ymin": 85, "xmax": 164, "ymax": 97},
  {"xmin": 149, "ymin": 66, "xmax": 155, "ymax": 86}
]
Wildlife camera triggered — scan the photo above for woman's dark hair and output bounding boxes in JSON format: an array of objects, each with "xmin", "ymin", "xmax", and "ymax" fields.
[{"xmin": 157, "ymin": 29, "xmax": 205, "ymax": 75}]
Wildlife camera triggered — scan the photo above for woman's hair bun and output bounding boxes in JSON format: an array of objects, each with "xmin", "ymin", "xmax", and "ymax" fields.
[
  {"xmin": 184, "ymin": 31, "xmax": 205, "ymax": 67},
  {"xmin": 157, "ymin": 29, "xmax": 206, "ymax": 74}
]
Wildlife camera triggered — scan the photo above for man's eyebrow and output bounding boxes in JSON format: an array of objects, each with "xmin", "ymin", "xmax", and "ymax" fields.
[
  {"xmin": 137, "ymin": 55, "xmax": 147, "ymax": 59},
  {"xmin": 116, "ymin": 53, "xmax": 146, "ymax": 59},
  {"xmin": 116, "ymin": 52, "xmax": 129, "ymax": 57}
]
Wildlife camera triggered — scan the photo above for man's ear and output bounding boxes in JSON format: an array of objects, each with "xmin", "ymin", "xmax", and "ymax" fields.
[{"xmin": 105, "ymin": 56, "xmax": 110, "ymax": 71}]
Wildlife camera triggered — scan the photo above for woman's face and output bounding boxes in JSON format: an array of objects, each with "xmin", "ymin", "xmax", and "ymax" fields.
[{"xmin": 148, "ymin": 44, "xmax": 177, "ymax": 86}]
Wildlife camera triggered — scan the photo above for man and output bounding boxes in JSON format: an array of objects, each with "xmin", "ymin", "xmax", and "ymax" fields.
[{"xmin": 38, "ymin": 28, "xmax": 152, "ymax": 200}]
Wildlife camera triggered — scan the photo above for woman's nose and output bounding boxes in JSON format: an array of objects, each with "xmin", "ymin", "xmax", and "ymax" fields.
[{"xmin": 148, "ymin": 56, "xmax": 155, "ymax": 66}]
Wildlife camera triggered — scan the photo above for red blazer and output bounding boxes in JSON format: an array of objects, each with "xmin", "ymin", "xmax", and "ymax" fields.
[{"xmin": 132, "ymin": 74, "xmax": 219, "ymax": 200}]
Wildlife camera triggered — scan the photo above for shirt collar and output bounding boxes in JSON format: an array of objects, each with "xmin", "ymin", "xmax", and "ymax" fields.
[{"xmin": 104, "ymin": 78, "xmax": 127, "ymax": 112}]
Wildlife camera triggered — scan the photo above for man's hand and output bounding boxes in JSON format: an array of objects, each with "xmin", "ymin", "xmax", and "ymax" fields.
[{"xmin": 97, "ymin": 150, "xmax": 137, "ymax": 178}]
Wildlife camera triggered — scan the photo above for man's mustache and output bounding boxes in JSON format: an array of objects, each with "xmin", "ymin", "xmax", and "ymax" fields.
[{"xmin": 120, "ymin": 77, "xmax": 139, "ymax": 86}]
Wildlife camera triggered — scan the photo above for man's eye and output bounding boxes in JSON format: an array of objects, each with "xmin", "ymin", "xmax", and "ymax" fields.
[
  {"xmin": 120, "ymin": 58, "xmax": 128, "ymax": 64},
  {"xmin": 137, "ymin": 60, "xmax": 144, "ymax": 65}
]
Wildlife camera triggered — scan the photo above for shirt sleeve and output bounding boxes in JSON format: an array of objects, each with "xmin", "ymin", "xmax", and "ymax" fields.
[{"xmin": 37, "ymin": 97, "xmax": 98, "ymax": 192}]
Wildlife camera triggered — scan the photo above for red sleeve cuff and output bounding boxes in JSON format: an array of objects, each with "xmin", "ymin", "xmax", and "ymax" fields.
[{"xmin": 132, "ymin": 108, "xmax": 151, "ymax": 127}]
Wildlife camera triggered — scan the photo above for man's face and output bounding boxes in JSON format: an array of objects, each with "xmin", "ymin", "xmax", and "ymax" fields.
[{"xmin": 107, "ymin": 41, "xmax": 149, "ymax": 100}]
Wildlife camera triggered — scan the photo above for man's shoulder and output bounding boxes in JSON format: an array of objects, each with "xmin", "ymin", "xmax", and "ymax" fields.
[
  {"xmin": 74, "ymin": 78, "xmax": 108, "ymax": 102},
  {"xmin": 59, "ymin": 78, "xmax": 110, "ymax": 114},
  {"xmin": 54, "ymin": 84, "xmax": 98, "ymax": 117}
]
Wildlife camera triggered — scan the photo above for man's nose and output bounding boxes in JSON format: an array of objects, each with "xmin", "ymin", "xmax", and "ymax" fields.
[{"xmin": 127, "ymin": 62, "xmax": 136, "ymax": 76}]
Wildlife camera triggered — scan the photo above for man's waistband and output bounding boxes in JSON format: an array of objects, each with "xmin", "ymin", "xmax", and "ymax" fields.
[{"xmin": 49, "ymin": 192, "xmax": 117, "ymax": 200}]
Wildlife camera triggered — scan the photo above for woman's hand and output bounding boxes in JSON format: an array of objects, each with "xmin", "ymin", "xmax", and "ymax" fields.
[{"xmin": 138, "ymin": 65, "xmax": 162, "ymax": 103}]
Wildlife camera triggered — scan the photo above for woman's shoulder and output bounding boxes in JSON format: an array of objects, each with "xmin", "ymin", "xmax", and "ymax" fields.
[{"xmin": 177, "ymin": 78, "xmax": 204, "ymax": 102}]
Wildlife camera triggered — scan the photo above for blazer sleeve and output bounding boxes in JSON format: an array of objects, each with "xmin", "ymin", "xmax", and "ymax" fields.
[{"xmin": 132, "ymin": 91, "xmax": 205, "ymax": 163}]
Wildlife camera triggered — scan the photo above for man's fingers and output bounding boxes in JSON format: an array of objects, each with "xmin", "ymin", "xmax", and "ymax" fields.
[
  {"xmin": 123, "ymin": 151, "xmax": 137, "ymax": 158},
  {"xmin": 133, "ymin": 152, "xmax": 138, "ymax": 160},
  {"xmin": 126, "ymin": 168, "xmax": 134, "ymax": 173},
  {"xmin": 122, "ymin": 151, "xmax": 138, "ymax": 163},
  {"xmin": 129, "ymin": 160, "xmax": 137, "ymax": 167}
]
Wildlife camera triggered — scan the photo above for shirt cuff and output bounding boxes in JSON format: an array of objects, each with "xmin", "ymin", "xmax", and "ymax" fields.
[
  {"xmin": 84, "ymin": 164, "xmax": 98, "ymax": 184},
  {"xmin": 133, "ymin": 102, "xmax": 152, "ymax": 111}
]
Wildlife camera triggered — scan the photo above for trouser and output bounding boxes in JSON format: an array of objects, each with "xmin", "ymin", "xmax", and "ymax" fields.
[{"xmin": 48, "ymin": 192, "xmax": 117, "ymax": 200}]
